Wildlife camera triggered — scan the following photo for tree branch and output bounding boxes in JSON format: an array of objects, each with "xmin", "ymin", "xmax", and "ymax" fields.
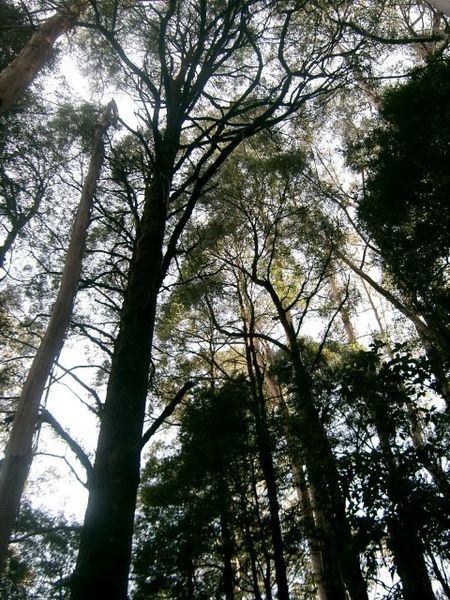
[
  {"xmin": 140, "ymin": 381, "xmax": 195, "ymax": 449},
  {"xmin": 39, "ymin": 408, "xmax": 93, "ymax": 482}
]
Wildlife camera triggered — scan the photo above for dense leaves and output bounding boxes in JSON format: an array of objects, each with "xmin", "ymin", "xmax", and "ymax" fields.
[{"xmin": 357, "ymin": 59, "xmax": 450, "ymax": 355}]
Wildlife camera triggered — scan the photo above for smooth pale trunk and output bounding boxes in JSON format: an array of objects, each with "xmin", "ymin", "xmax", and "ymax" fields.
[
  {"xmin": 0, "ymin": 0, "xmax": 89, "ymax": 112},
  {"xmin": 329, "ymin": 274, "xmax": 357, "ymax": 344},
  {"xmin": 337, "ymin": 250, "xmax": 450, "ymax": 402},
  {"xmin": 0, "ymin": 100, "xmax": 115, "ymax": 572},
  {"xmin": 335, "ymin": 250, "xmax": 432, "ymax": 341},
  {"xmin": 289, "ymin": 356, "xmax": 368, "ymax": 600}
]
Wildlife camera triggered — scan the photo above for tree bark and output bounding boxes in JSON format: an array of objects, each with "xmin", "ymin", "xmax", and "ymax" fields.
[
  {"xmin": 336, "ymin": 283, "xmax": 436, "ymax": 598},
  {"xmin": 237, "ymin": 283, "xmax": 291, "ymax": 600},
  {"xmin": 337, "ymin": 250, "xmax": 449, "ymax": 403},
  {"xmin": 0, "ymin": 99, "xmax": 116, "ymax": 573},
  {"xmin": 264, "ymin": 366, "xmax": 342, "ymax": 600},
  {"xmin": 329, "ymin": 274, "xmax": 357, "ymax": 344},
  {"xmin": 335, "ymin": 249, "xmax": 432, "ymax": 341},
  {"xmin": 246, "ymin": 338, "xmax": 291, "ymax": 600},
  {"xmin": 290, "ymin": 356, "xmax": 368, "ymax": 600},
  {"xmin": 218, "ymin": 479, "xmax": 235, "ymax": 600},
  {"xmin": 237, "ymin": 483, "xmax": 263, "ymax": 600},
  {"xmin": 70, "ymin": 137, "xmax": 177, "ymax": 599},
  {"xmin": 0, "ymin": 1, "xmax": 89, "ymax": 112},
  {"xmin": 369, "ymin": 396, "xmax": 436, "ymax": 600},
  {"xmin": 249, "ymin": 459, "xmax": 274, "ymax": 600},
  {"xmin": 261, "ymin": 284, "xmax": 368, "ymax": 600}
]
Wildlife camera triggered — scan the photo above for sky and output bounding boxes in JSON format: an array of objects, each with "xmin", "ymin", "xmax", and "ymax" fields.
[{"xmin": 21, "ymin": 42, "xmax": 404, "ymax": 525}]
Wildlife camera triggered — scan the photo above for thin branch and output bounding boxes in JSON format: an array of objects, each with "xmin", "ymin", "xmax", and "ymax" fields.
[
  {"xmin": 140, "ymin": 381, "xmax": 195, "ymax": 449},
  {"xmin": 39, "ymin": 408, "xmax": 94, "ymax": 482}
]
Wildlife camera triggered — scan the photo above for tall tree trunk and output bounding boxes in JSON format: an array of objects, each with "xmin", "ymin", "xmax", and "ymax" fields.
[
  {"xmin": 237, "ymin": 283, "xmax": 290, "ymax": 600},
  {"xmin": 70, "ymin": 138, "xmax": 177, "ymax": 599},
  {"xmin": 368, "ymin": 396, "xmax": 436, "ymax": 600},
  {"xmin": 218, "ymin": 479, "xmax": 235, "ymax": 600},
  {"xmin": 0, "ymin": 1, "xmax": 89, "ymax": 112},
  {"xmin": 249, "ymin": 459, "xmax": 274, "ymax": 600},
  {"xmin": 290, "ymin": 357, "xmax": 368, "ymax": 600},
  {"xmin": 361, "ymin": 281, "xmax": 450, "ymax": 500},
  {"xmin": 336, "ymin": 273, "xmax": 436, "ymax": 598},
  {"xmin": 338, "ymin": 250, "xmax": 449, "ymax": 404},
  {"xmin": 337, "ymin": 288, "xmax": 435, "ymax": 599},
  {"xmin": 245, "ymin": 337, "xmax": 290, "ymax": 600},
  {"xmin": 0, "ymin": 99, "xmax": 116, "ymax": 573},
  {"xmin": 261, "ymin": 283, "xmax": 368, "ymax": 600},
  {"xmin": 264, "ymin": 364, "xmax": 343, "ymax": 600},
  {"xmin": 329, "ymin": 274, "xmax": 357, "ymax": 344},
  {"xmin": 238, "ymin": 482, "xmax": 263, "ymax": 600}
]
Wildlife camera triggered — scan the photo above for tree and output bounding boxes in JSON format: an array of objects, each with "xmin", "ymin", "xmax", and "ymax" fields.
[
  {"xmin": 0, "ymin": 503, "xmax": 79, "ymax": 599},
  {"xmin": 0, "ymin": 0, "xmax": 90, "ymax": 112},
  {"xmin": 2, "ymin": 1, "xmax": 450, "ymax": 597},
  {"xmin": 338, "ymin": 343, "xmax": 448, "ymax": 600},
  {"xmin": 69, "ymin": 2, "xmax": 348, "ymax": 597},
  {"xmin": 0, "ymin": 100, "xmax": 116, "ymax": 572},
  {"xmin": 174, "ymin": 141, "xmax": 370, "ymax": 599},
  {"xmin": 356, "ymin": 58, "xmax": 450, "ymax": 375},
  {"xmin": 134, "ymin": 377, "xmax": 260, "ymax": 599}
]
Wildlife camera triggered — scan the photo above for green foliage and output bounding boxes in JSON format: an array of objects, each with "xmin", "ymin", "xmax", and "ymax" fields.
[
  {"xmin": 134, "ymin": 377, "xmax": 255, "ymax": 599},
  {"xmin": 50, "ymin": 102, "xmax": 102, "ymax": 152},
  {"xmin": 356, "ymin": 58, "xmax": 450, "ymax": 341},
  {"xmin": 1, "ymin": 504, "xmax": 79, "ymax": 599},
  {"xmin": 0, "ymin": 1, "xmax": 33, "ymax": 71},
  {"xmin": 2, "ymin": 1, "xmax": 450, "ymax": 596},
  {"xmin": 336, "ymin": 342, "xmax": 450, "ymax": 570}
]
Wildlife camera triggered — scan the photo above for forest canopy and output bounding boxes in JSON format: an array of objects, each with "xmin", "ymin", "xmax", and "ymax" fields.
[{"xmin": 0, "ymin": 1, "xmax": 449, "ymax": 599}]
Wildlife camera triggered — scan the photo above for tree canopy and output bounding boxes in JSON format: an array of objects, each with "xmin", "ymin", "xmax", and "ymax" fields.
[{"xmin": 0, "ymin": 1, "xmax": 449, "ymax": 599}]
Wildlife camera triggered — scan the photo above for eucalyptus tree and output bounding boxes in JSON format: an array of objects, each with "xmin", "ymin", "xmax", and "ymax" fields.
[
  {"xmin": 233, "ymin": 273, "xmax": 291, "ymax": 600},
  {"xmin": 0, "ymin": 503, "xmax": 80, "ymax": 599},
  {"xmin": 0, "ymin": 101, "xmax": 94, "ymax": 270},
  {"xmin": 0, "ymin": 0, "xmax": 90, "ymax": 112},
  {"xmin": 0, "ymin": 2, "xmax": 34, "ymax": 73},
  {"xmin": 68, "ymin": 2, "xmax": 352, "ymax": 597},
  {"xmin": 176, "ymin": 141, "xmax": 369, "ymax": 599},
  {"xmin": 133, "ymin": 377, "xmax": 268, "ymax": 599},
  {"xmin": 336, "ymin": 344, "xmax": 448, "ymax": 600},
  {"xmin": 0, "ymin": 100, "xmax": 117, "ymax": 573}
]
